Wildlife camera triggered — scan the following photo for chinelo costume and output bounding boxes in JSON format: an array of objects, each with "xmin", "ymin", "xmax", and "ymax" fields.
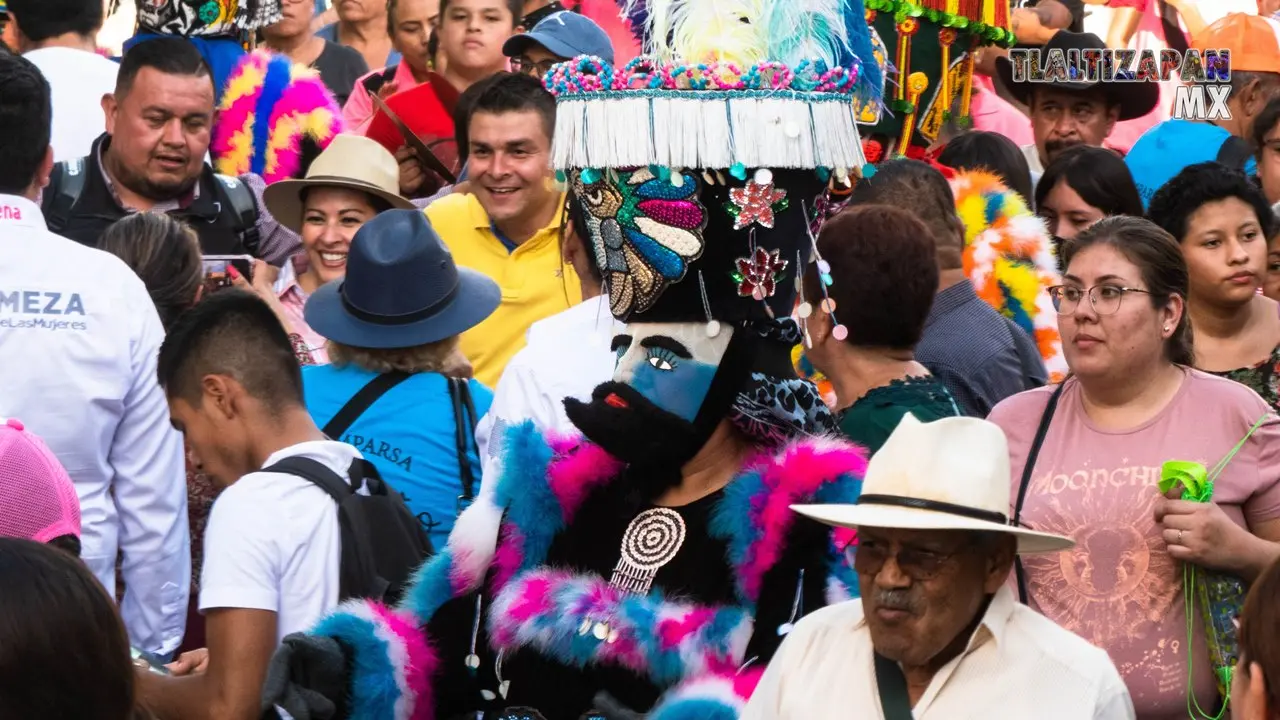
[{"xmin": 262, "ymin": 2, "xmax": 880, "ymax": 720}]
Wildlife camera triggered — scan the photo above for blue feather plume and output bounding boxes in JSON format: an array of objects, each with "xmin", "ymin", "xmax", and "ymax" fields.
[
  {"xmin": 842, "ymin": 0, "xmax": 884, "ymax": 104},
  {"xmin": 251, "ymin": 54, "xmax": 292, "ymax": 177},
  {"xmin": 618, "ymin": 0, "xmax": 650, "ymax": 46}
]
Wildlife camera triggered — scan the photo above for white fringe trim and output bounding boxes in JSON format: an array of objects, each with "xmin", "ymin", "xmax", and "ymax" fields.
[{"xmin": 552, "ymin": 92, "xmax": 865, "ymax": 171}]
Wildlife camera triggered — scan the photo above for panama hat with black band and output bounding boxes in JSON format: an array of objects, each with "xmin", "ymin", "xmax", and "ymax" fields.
[{"xmin": 793, "ymin": 413, "xmax": 1074, "ymax": 554}]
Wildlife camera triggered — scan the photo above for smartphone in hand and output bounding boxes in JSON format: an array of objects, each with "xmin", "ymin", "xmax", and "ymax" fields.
[
  {"xmin": 201, "ymin": 254, "xmax": 255, "ymax": 293},
  {"xmin": 131, "ymin": 647, "xmax": 170, "ymax": 676}
]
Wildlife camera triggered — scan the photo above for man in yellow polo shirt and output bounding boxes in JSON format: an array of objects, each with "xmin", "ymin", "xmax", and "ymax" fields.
[{"xmin": 425, "ymin": 72, "xmax": 579, "ymax": 387}]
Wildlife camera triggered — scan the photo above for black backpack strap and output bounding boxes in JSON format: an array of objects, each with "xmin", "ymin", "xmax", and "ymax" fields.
[
  {"xmin": 1216, "ymin": 135, "xmax": 1255, "ymax": 170},
  {"xmin": 873, "ymin": 652, "xmax": 915, "ymax": 720},
  {"xmin": 448, "ymin": 377, "xmax": 480, "ymax": 506},
  {"xmin": 265, "ymin": 456, "xmax": 356, "ymax": 503},
  {"xmin": 43, "ymin": 158, "xmax": 88, "ymax": 235},
  {"xmin": 1012, "ymin": 381, "xmax": 1067, "ymax": 604},
  {"xmin": 214, "ymin": 173, "xmax": 262, "ymax": 256},
  {"xmin": 265, "ymin": 455, "xmax": 389, "ymax": 601},
  {"xmin": 322, "ymin": 371, "xmax": 412, "ymax": 440}
]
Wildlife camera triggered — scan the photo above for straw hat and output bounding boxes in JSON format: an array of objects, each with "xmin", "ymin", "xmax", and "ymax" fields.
[
  {"xmin": 793, "ymin": 414, "xmax": 1074, "ymax": 554},
  {"xmin": 263, "ymin": 134, "xmax": 416, "ymax": 233}
]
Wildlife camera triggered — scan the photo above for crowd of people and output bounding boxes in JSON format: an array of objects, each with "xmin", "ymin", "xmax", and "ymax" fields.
[{"xmin": 1, "ymin": 0, "xmax": 1280, "ymax": 719}]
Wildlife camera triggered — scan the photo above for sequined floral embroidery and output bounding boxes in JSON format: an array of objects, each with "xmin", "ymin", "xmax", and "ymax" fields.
[
  {"xmin": 574, "ymin": 168, "xmax": 707, "ymax": 318},
  {"xmin": 734, "ymin": 247, "xmax": 788, "ymax": 299},
  {"xmin": 727, "ymin": 178, "xmax": 789, "ymax": 230}
]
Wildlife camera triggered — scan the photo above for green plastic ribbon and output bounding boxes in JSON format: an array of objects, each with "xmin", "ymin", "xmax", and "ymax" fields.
[
  {"xmin": 1158, "ymin": 461, "xmax": 1213, "ymax": 503},
  {"xmin": 1159, "ymin": 414, "xmax": 1268, "ymax": 720}
]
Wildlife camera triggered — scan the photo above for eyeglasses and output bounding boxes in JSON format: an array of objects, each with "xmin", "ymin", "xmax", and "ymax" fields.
[
  {"xmin": 1048, "ymin": 284, "xmax": 1153, "ymax": 316},
  {"xmin": 846, "ymin": 539, "xmax": 970, "ymax": 581},
  {"xmin": 511, "ymin": 57, "xmax": 558, "ymax": 79}
]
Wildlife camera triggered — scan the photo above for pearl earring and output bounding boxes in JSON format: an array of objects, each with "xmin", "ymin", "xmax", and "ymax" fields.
[{"xmin": 1164, "ymin": 325, "xmax": 1171, "ymax": 332}]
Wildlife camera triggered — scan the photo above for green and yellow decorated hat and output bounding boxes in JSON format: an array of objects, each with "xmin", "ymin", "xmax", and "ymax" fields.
[{"xmin": 860, "ymin": 0, "xmax": 1016, "ymax": 159}]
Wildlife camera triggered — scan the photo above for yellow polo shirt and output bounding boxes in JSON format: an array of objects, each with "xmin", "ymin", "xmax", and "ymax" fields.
[{"xmin": 426, "ymin": 193, "xmax": 581, "ymax": 387}]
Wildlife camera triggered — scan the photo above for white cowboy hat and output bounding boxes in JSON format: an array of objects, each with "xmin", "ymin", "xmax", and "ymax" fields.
[
  {"xmin": 263, "ymin": 134, "xmax": 416, "ymax": 233},
  {"xmin": 793, "ymin": 414, "xmax": 1073, "ymax": 554}
]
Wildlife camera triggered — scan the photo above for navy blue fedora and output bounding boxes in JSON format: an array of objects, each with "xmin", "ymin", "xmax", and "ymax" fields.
[{"xmin": 305, "ymin": 210, "xmax": 500, "ymax": 349}]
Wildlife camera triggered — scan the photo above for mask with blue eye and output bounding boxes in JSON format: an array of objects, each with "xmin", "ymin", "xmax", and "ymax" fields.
[
  {"xmin": 611, "ymin": 323, "xmax": 735, "ymax": 422},
  {"xmin": 565, "ymin": 322, "xmax": 738, "ymax": 470}
]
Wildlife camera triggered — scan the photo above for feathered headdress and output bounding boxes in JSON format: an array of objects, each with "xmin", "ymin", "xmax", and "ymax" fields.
[
  {"xmin": 544, "ymin": 0, "xmax": 877, "ymax": 174},
  {"xmin": 212, "ymin": 50, "xmax": 344, "ymax": 184},
  {"xmin": 950, "ymin": 168, "xmax": 1067, "ymax": 382}
]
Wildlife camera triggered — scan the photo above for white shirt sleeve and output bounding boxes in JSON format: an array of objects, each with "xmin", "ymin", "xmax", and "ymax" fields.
[
  {"xmin": 199, "ymin": 481, "xmax": 282, "ymax": 613},
  {"xmin": 1093, "ymin": 659, "xmax": 1137, "ymax": 720},
  {"xmin": 476, "ymin": 350, "xmax": 562, "ymax": 494},
  {"xmin": 111, "ymin": 293, "xmax": 190, "ymax": 656}
]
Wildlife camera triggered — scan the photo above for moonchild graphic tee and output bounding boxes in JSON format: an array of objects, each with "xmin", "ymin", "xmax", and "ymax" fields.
[{"xmin": 989, "ymin": 369, "xmax": 1280, "ymax": 719}]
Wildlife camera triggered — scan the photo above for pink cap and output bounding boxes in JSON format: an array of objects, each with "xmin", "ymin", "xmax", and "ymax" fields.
[{"xmin": 0, "ymin": 418, "xmax": 81, "ymax": 543}]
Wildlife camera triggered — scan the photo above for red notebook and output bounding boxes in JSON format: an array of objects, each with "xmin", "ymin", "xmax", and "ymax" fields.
[{"xmin": 364, "ymin": 75, "xmax": 460, "ymax": 179}]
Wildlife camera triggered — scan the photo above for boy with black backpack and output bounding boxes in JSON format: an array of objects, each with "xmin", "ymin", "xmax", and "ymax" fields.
[{"xmin": 139, "ymin": 290, "xmax": 428, "ymax": 720}]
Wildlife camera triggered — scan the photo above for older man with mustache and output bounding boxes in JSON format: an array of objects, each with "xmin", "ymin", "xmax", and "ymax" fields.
[
  {"xmin": 745, "ymin": 414, "xmax": 1135, "ymax": 720},
  {"xmin": 994, "ymin": 31, "xmax": 1159, "ymax": 185}
]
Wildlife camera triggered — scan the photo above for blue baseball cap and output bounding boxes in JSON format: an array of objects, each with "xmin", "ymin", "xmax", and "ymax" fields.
[{"xmin": 503, "ymin": 11, "xmax": 615, "ymax": 66}]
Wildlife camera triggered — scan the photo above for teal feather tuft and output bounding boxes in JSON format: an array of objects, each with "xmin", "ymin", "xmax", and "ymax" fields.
[{"xmin": 765, "ymin": 0, "xmax": 851, "ymax": 67}]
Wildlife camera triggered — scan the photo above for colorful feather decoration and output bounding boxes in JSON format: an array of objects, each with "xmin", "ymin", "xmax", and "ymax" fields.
[
  {"xmin": 844, "ymin": 0, "xmax": 883, "ymax": 103},
  {"xmin": 487, "ymin": 568, "xmax": 752, "ymax": 687},
  {"xmin": 616, "ymin": 0, "xmax": 880, "ymax": 81},
  {"xmin": 765, "ymin": 0, "xmax": 850, "ymax": 68},
  {"xmin": 662, "ymin": 0, "xmax": 770, "ymax": 66},
  {"xmin": 211, "ymin": 50, "xmax": 343, "ymax": 184},
  {"xmin": 710, "ymin": 436, "xmax": 866, "ymax": 608},
  {"xmin": 949, "ymin": 168, "xmax": 1067, "ymax": 382}
]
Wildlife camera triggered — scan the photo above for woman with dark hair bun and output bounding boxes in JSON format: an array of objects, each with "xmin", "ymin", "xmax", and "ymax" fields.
[
  {"xmin": 989, "ymin": 215, "xmax": 1280, "ymax": 719},
  {"xmin": 1148, "ymin": 162, "xmax": 1280, "ymax": 411},
  {"xmin": 1035, "ymin": 145, "xmax": 1144, "ymax": 247},
  {"xmin": 0, "ymin": 537, "xmax": 147, "ymax": 719},
  {"xmin": 801, "ymin": 205, "xmax": 961, "ymax": 454}
]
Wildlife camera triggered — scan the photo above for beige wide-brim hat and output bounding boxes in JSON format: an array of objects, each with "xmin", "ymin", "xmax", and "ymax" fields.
[
  {"xmin": 263, "ymin": 134, "xmax": 416, "ymax": 233},
  {"xmin": 793, "ymin": 414, "xmax": 1074, "ymax": 554}
]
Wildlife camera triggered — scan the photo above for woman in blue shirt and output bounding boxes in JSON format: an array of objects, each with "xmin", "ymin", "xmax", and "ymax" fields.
[{"xmin": 300, "ymin": 209, "xmax": 500, "ymax": 549}]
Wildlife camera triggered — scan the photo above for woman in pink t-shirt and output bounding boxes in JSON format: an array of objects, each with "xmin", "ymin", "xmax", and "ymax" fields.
[
  {"xmin": 988, "ymin": 216, "xmax": 1280, "ymax": 719},
  {"xmin": 1148, "ymin": 163, "xmax": 1280, "ymax": 412}
]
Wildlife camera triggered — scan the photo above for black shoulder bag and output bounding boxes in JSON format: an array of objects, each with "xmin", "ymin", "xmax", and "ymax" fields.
[{"xmin": 1012, "ymin": 382, "xmax": 1066, "ymax": 603}]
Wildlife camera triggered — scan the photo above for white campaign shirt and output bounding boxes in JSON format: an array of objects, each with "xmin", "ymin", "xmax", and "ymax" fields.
[
  {"xmin": 24, "ymin": 47, "xmax": 119, "ymax": 162},
  {"xmin": 0, "ymin": 194, "xmax": 188, "ymax": 654},
  {"xmin": 743, "ymin": 585, "xmax": 1135, "ymax": 720},
  {"xmin": 474, "ymin": 295, "xmax": 620, "ymax": 491},
  {"xmin": 201, "ymin": 440, "xmax": 361, "ymax": 644}
]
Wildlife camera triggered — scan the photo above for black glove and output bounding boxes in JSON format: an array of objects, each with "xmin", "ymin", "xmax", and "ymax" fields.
[
  {"xmin": 589, "ymin": 692, "xmax": 646, "ymax": 720},
  {"xmin": 259, "ymin": 633, "xmax": 350, "ymax": 720}
]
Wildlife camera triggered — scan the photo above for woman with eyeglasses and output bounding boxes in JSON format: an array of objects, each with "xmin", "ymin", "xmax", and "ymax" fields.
[
  {"xmin": 987, "ymin": 216, "xmax": 1280, "ymax": 719},
  {"xmin": 1148, "ymin": 162, "xmax": 1280, "ymax": 413}
]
